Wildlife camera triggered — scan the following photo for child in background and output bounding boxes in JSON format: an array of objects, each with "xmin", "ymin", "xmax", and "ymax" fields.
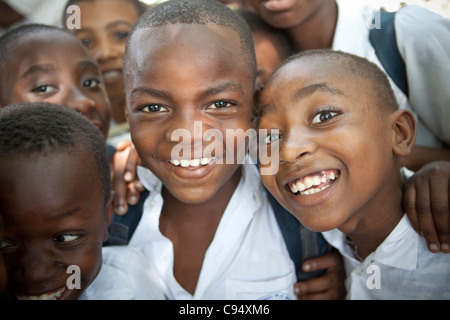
[
  {"xmin": 257, "ymin": 49, "xmax": 450, "ymax": 299},
  {"xmin": 0, "ymin": 24, "xmax": 111, "ymax": 141},
  {"xmin": 0, "ymin": 102, "xmax": 165, "ymax": 300},
  {"xmin": 63, "ymin": 0, "xmax": 148, "ymax": 145},
  {"xmin": 121, "ymin": 0, "xmax": 343, "ymax": 300}
]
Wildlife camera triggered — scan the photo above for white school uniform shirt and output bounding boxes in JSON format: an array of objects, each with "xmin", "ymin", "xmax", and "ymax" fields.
[
  {"xmin": 333, "ymin": 1, "xmax": 450, "ymax": 148},
  {"xmin": 322, "ymin": 214, "xmax": 450, "ymax": 300},
  {"xmin": 79, "ymin": 246, "xmax": 166, "ymax": 300},
  {"xmin": 129, "ymin": 164, "xmax": 296, "ymax": 300}
]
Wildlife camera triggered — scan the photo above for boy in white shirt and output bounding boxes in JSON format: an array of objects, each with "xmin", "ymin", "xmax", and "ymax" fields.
[{"xmin": 257, "ymin": 49, "xmax": 450, "ymax": 299}]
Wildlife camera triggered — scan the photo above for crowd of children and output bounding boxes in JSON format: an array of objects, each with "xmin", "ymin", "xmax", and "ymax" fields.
[{"xmin": 0, "ymin": 0, "xmax": 448, "ymax": 301}]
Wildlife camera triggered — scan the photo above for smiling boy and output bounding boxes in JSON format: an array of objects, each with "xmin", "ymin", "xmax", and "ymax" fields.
[
  {"xmin": 0, "ymin": 102, "xmax": 164, "ymax": 300},
  {"xmin": 121, "ymin": 0, "xmax": 320, "ymax": 299},
  {"xmin": 257, "ymin": 49, "xmax": 450, "ymax": 299},
  {"xmin": 0, "ymin": 24, "xmax": 111, "ymax": 139}
]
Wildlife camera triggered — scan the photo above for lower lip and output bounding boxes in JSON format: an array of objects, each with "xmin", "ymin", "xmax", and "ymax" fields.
[
  {"xmin": 263, "ymin": 0, "xmax": 297, "ymax": 12},
  {"xmin": 167, "ymin": 160, "xmax": 217, "ymax": 180}
]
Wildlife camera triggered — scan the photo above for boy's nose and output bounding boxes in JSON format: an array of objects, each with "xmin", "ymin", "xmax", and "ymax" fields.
[
  {"xmin": 279, "ymin": 131, "xmax": 318, "ymax": 164},
  {"xmin": 65, "ymin": 90, "xmax": 96, "ymax": 115},
  {"xmin": 95, "ymin": 37, "xmax": 120, "ymax": 62}
]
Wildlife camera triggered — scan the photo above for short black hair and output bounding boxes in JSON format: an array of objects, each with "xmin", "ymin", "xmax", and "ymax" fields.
[
  {"xmin": 123, "ymin": 0, "xmax": 256, "ymax": 79},
  {"xmin": 0, "ymin": 24, "xmax": 73, "ymax": 105},
  {"xmin": 63, "ymin": 0, "xmax": 148, "ymax": 26},
  {"xmin": 236, "ymin": 9, "xmax": 292, "ymax": 61},
  {"xmin": 278, "ymin": 49, "xmax": 399, "ymax": 112},
  {"xmin": 0, "ymin": 102, "xmax": 111, "ymax": 206}
]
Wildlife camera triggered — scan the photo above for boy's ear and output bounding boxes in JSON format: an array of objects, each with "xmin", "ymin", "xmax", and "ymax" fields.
[
  {"xmin": 102, "ymin": 191, "xmax": 115, "ymax": 242},
  {"xmin": 391, "ymin": 109, "xmax": 417, "ymax": 157},
  {"xmin": 124, "ymin": 104, "xmax": 129, "ymax": 121}
]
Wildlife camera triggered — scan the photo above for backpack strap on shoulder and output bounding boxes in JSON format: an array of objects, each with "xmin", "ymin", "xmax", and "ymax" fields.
[
  {"xmin": 104, "ymin": 189, "xmax": 150, "ymax": 246},
  {"xmin": 369, "ymin": 10, "xmax": 409, "ymax": 96},
  {"xmin": 267, "ymin": 190, "xmax": 330, "ymax": 281}
]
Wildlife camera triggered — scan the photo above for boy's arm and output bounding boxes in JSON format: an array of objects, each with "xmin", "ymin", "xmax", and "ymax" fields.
[
  {"xmin": 294, "ymin": 249, "xmax": 346, "ymax": 300},
  {"xmin": 403, "ymin": 161, "xmax": 450, "ymax": 253}
]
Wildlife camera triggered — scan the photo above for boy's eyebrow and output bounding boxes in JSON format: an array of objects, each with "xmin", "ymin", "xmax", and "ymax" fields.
[
  {"xmin": 293, "ymin": 82, "xmax": 345, "ymax": 101},
  {"xmin": 21, "ymin": 64, "xmax": 54, "ymax": 79},
  {"xmin": 74, "ymin": 20, "xmax": 134, "ymax": 34},
  {"xmin": 259, "ymin": 82, "xmax": 345, "ymax": 117},
  {"xmin": 77, "ymin": 60, "xmax": 101, "ymax": 72}
]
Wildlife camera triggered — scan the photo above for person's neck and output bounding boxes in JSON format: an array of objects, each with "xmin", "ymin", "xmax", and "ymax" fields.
[
  {"xmin": 340, "ymin": 173, "xmax": 405, "ymax": 261},
  {"xmin": 286, "ymin": 0, "xmax": 338, "ymax": 51},
  {"xmin": 160, "ymin": 167, "xmax": 242, "ymax": 229}
]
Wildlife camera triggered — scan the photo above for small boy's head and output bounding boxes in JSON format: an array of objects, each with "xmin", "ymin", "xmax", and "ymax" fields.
[
  {"xmin": 0, "ymin": 24, "xmax": 111, "ymax": 139},
  {"xmin": 257, "ymin": 49, "xmax": 416, "ymax": 232},
  {"xmin": 123, "ymin": 0, "xmax": 257, "ymax": 204},
  {"xmin": 0, "ymin": 102, "xmax": 113, "ymax": 300},
  {"xmin": 236, "ymin": 9, "xmax": 292, "ymax": 91},
  {"xmin": 64, "ymin": 0, "xmax": 147, "ymax": 123}
]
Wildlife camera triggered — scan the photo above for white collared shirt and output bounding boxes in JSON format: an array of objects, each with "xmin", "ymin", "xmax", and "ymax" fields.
[
  {"xmin": 333, "ymin": 1, "xmax": 448, "ymax": 148},
  {"xmin": 323, "ymin": 215, "xmax": 450, "ymax": 300},
  {"xmin": 79, "ymin": 246, "xmax": 166, "ymax": 300},
  {"xmin": 129, "ymin": 164, "xmax": 296, "ymax": 300}
]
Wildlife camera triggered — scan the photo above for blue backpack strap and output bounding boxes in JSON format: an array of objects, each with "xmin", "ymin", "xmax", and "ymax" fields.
[
  {"xmin": 266, "ymin": 190, "xmax": 330, "ymax": 281},
  {"xmin": 369, "ymin": 10, "xmax": 408, "ymax": 96},
  {"xmin": 104, "ymin": 189, "xmax": 149, "ymax": 246}
]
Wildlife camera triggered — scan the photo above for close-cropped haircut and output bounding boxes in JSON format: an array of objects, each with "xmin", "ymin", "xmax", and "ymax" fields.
[
  {"xmin": 236, "ymin": 9, "xmax": 293, "ymax": 61},
  {"xmin": 0, "ymin": 102, "xmax": 111, "ymax": 206},
  {"xmin": 62, "ymin": 0, "xmax": 148, "ymax": 26},
  {"xmin": 0, "ymin": 24, "xmax": 71, "ymax": 105},
  {"xmin": 123, "ymin": 0, "xmax": 256, "ymax": 79},
  {"xmin": 280, "ymin": 49, "xmax": 399, "ymax": 112}
]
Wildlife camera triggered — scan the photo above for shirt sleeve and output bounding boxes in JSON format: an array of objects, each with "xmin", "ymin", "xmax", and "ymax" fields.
[{"xmin": 395, "ymin": 5, "xmax": 450, "ymax": 147}]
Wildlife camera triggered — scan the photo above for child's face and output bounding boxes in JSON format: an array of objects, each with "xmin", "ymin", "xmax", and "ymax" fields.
[
  {"xmin": 253, "ymin": 30, "xmax": 286, "ymax": 91},
  {"xmin": 125, "ymin": 24, "xmax": 254, "ymax": 204},
  {"xmin": 0, "ymin": 31, "xmax": 111, "ymax": 139},
  {"xmin": 258, "ymin": 58, "xmax": 396, "ymax": 232},
  {"xmin": 0, "ymin": 151, "xmax": 113, "ymax": 300},
  {"xmin": 248, "ymin": 0, "xmax": 326, "ymax": 29},
  {"xmin": 72, "ymin": 0, "xmax": 141, "ymax": 103}
]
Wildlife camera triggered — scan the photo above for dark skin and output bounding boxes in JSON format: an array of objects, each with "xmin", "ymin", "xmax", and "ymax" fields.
[
  {"xmin": 68, "ymin": 0, "xmax": 141, "ymax": 124},
  {"xmin": 0, "ymin": 151, "xmax": 113, "ymax": 300},
  {"xmin": 125, "ymin": 24, "xmax": 255, "ymax": 294},
  {"xmin": 0, "ymin": 30, "xmax": 111, "ymax": 139},
  {"xmin": 246, "ymin": 0, "xmax": 450, "ymax": 253}
]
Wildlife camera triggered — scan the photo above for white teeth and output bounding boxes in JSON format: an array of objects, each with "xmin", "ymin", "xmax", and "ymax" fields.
[
  {"xmin": 300, "ymin": 184, "xmax": 331, "ymax": 196},
  {"xmin": 170, "ymin": 157, "xmax": 213, "ymax": 167},
  {"xmin": 304, "ymin": 177, "xmax": 313, "ymax": 189},
  {"xmin": 16, "ymin": 287, "xmax": 66, "ymax": 300},
  {"xmin": 288, "ymin": 170, "xmax": 339, "ymax": 196}
]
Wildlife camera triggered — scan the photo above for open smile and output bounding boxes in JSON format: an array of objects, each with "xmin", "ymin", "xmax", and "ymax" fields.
[
  {"xmin": 286, "ymin": 169, "xmax": 340, "ymax": 196},
  {"xmin": 15, "ymin": 286, "xmax": 67, "ymax": 300}
]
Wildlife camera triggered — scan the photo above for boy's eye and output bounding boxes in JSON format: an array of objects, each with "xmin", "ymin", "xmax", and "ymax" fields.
[
  {"xmin": 264, "ymin": 132, "xmax": 281, "ymax": 144},
  {"xmin": 81, "ymin": 38, "xmax": 92, "ymax": 47},
  {"xmin": 207, "ymin": 101, "xmax": 233, "ymax": 110},
  {"xmin": 114, "ymin": 31, "xmax": 128, "ymax": 40},
  {"xmin": 140, "ymin": 104, "xmax": 169, "ymax": 113},
  {"xmin": 0, "ymin": 239, "xmax": 18, "ymax": 253},
  {"xmin": 32, "ymin": 85, "xmax": 57, "ymax": 94},
  {"xmin": 54, "ymin": 234, "xmax": 80, "ymax": 243},
  {"xmin": 83, "ymin": 79, "xmax": 100, "ymax": 89},
  {"xmin": 312, "ymin": 111, "xmax": 338, "ymax": 124}
]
